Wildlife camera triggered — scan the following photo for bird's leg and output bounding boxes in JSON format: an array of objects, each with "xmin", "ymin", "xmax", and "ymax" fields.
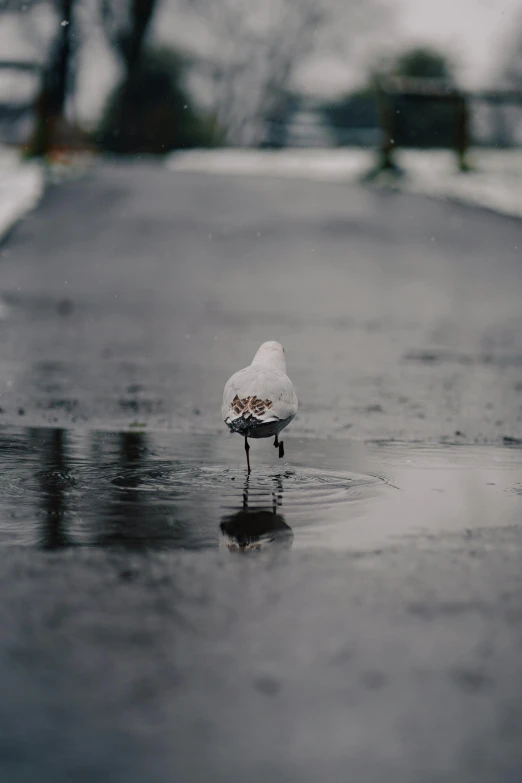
[
  {"xmin": 278, "ymin": 440, "xmax": 284, "ymax": 459},
  {"xmin": 243, "ymin": 475, "xmax": 250, "ymax": 510},
  {"xmin": 273, "ymin": 434, "xmax": 279, "ymax": 448},
  {"xmin": 244, "ymin": 437, "xmax": 251, "ymax": 474}
]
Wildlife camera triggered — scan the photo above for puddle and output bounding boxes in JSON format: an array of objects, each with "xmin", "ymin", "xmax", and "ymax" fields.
[{"xmin": 0, "ymin": 426, "xmax": 520, "ymax": 552}]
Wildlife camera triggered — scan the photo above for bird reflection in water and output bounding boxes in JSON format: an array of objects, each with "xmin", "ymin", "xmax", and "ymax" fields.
[
  {"xmin": 34, "ymin": 427, "xmax": 72, "ymax": 550},
  {"xmin": 220, "ymin": 474, "xmax": 293, "ymax": 552}
]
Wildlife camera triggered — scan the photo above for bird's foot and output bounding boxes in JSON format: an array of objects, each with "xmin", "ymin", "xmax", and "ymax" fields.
[
  {"xmin": 273, "ymin": 435, "xmax": 279, "ymax": 448},
  {"xmin": 278, "ymin": 441, "xmax": 284, "ymax": 459}
]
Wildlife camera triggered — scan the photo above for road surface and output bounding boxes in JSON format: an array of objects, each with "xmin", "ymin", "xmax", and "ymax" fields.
[{"xmin": 0, "ymin": 162, "xmax": 521, "ymax": 782}]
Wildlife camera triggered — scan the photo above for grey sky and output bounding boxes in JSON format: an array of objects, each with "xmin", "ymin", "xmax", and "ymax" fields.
[{"xmin": 395, "ymin": 0, "xmax": 521, "ymax": 86}]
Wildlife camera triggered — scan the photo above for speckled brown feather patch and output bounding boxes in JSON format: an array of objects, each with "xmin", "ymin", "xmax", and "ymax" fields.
[{"xmin": 231, "ymin": 394, "xmax": 273, "ymax": 419}]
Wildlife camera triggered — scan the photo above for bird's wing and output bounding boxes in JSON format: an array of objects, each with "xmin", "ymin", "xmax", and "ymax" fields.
[{"xmin": 222, "ymin": 366, "xmax": 298, "ymax": 424}]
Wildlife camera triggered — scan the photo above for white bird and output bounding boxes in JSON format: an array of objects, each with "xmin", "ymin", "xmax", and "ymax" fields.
[{"xmin": 222, "ymin": 341, "xmax": 298, "ymax": 473}]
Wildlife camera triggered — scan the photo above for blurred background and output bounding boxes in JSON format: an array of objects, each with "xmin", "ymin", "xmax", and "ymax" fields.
[{"xmin": 1, "ymin": 0, "xmax": 522, "ymax": 159}]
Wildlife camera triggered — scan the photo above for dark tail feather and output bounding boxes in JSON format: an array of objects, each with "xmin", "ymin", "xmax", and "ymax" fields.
[{"xmin": 226, "ymin": 415, "xmax": 264, "ymax": 435}]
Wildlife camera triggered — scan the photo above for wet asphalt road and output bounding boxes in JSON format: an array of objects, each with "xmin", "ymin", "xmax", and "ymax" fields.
[
  {"xmin": 1, "ymin": 161, "xmax": 521, "ymax": 440},
  {"xmin": 0, "ymin": 161, "xmax": 522, "ymax": 782}
]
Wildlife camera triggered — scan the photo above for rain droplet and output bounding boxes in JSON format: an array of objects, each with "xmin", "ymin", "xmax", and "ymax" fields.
[{"xmin": 61, "ymin": 20, "xmax": 69, "ymax": 26}]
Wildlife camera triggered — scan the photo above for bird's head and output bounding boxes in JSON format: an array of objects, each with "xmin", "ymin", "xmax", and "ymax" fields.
[{"xmin": 252, "ymin": 341, "xmax": 286, "ymax": 372}]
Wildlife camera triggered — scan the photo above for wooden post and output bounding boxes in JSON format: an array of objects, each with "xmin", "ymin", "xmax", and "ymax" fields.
[
  {"xmin": 454, "ymin": 94, "xmax": 470, "ymax": 172},
  {"xmin": 376, "ymin": 84, "xmax": 397, "ymax": 171}
]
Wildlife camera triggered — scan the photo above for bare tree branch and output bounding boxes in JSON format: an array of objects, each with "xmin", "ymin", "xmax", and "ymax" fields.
[{"xmin": 186, "ymin": 0, "xmax": 386, "ymax": 144}]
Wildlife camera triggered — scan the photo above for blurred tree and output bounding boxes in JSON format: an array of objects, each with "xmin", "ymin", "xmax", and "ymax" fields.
[
  {"xmin": 325, "ymin": 46, "xmax": 457, "ymax": 149},
  {"xmin": 29, "ymin": 0, "xmax": 75, "ymax": 155},
  {"xmin": 96, "ymin": 46, "xmax": 220, "ymax": 152},
  {"xmin": 187, "ymin": 0, "xmax": 390, "ymax": 146},
  {"xmin": 100, "ymin": 0, "xmax": 157, "ymax": 86},
  {"xmin": 99, "ymin": 0, "xmax": 159, "ymax": 144},
  {"xmin": 391, "ymin": 47, "xmax": 457, "ymax": 148},
  {"xmin": 393, "ymin": 47, "xmax": 454, "ymax": 82},
  {"xmin": 500, "ymin": 14, "xmax": 522, "ymax": 88},
  {"xmin": 2, "ymin": 0, "xmax": 81, "ymax": 156}
]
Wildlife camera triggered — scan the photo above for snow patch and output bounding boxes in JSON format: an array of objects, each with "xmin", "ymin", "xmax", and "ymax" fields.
[
  {"xmin": 167, "ymin": 148, "xmax": 370, "ymax": 182},
  {"xmin": 0, "ymin": 147, "xmax": 44, "ymax": 244},
  {"xmin": 168, "ymin": 148, "xmax": 522, "ymax": 221}
]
